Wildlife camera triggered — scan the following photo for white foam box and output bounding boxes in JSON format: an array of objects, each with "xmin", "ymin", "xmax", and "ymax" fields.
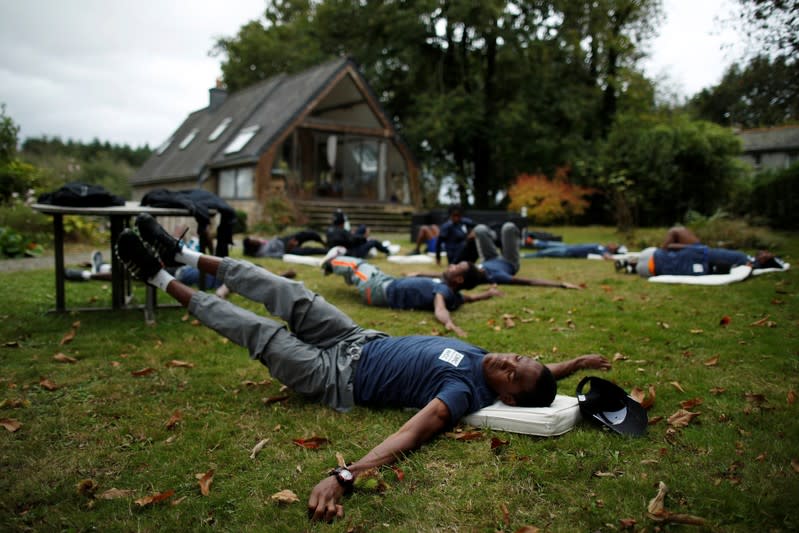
[{"xmin": 463, "ymin": 394, "xmax": 581, "ymax": 436}]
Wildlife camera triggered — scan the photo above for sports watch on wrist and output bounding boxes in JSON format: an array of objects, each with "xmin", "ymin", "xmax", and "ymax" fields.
[{"xmin": 329, "ymin": 466, "xmax": 354, "ymax": 492}]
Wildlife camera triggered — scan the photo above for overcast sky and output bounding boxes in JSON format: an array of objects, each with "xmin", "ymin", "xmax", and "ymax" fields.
[{"xmin": 0, "ymin": 0, "xmax": 744, "ymax": 149}]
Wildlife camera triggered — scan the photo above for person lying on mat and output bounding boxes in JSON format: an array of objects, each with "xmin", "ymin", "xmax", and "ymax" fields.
[
  {"xmin": 626, "ymin": 245, "xmax": 784, "ymax": 278},
  {"xmin": 243, "ymin": 230, "xmax": 328, "ymax": 258},
  {"xmin": 326, "ymin": 210, "xmax": 392, "ymax": 258},
  {"xmin": 523, "ymin": 240, "xmax": 625, "ymax": 259},
  {"xmin": 322, "ymin": 247, "xmax": 498, "ymax": 337},
  {"xmin": 408, "ymin": 222, "xmax": 582, "ymax": 289},
  {"xmin": 114, "ymin": 214, "xmax": 611, "ymax": 523}
]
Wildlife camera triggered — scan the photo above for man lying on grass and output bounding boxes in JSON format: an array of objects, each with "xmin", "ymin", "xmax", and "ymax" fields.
[
  {"xmin": 117, "ymin": 214, "xmax": 611, "ymax": 523},
  {"xmin": 407, "ymin": 221, "xmax": 582, "ymax": 289},
  {"xmin": 322, "ymin": 247, "xmax": 500, "ymax": 337}
]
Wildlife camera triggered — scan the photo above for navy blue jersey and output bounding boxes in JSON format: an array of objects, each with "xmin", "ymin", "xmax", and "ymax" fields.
[
  {"xmin": 386, "ymin": 277, "xmax": 464, "ymax": 310},
  {"xmin": 355, "ymin": 336, "xmax": 495, "ymax": 423}
]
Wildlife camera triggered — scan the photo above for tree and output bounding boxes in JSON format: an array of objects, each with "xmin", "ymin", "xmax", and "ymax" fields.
[
  {"xmin": 0, "ymin": 104, "xmax": 40, "ymax": 204},
  {"xmin": 735, "ymin": 0, "xmax": 799, "ymax": 60},
  {"xmin": 689, "ymin": 55, "xmax": 799, "ymax": 127}
]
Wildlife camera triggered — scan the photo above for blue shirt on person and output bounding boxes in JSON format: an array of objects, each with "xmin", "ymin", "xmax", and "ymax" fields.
[
  {"xmin": 480, "ymin": 258, "xmax": 516, "ymax": 284},
  {"xmin": 386, "ymin": 277, "xmax": 464, "ymax": 311},
  {"xmin": 355, "ymin": 336, "xmax": 495, "ymax": 424}
]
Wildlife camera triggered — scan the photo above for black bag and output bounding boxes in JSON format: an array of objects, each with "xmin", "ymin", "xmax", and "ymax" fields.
[{"xmin": 38, "ymin": 182, "xmax": 125, "ymax": 207}]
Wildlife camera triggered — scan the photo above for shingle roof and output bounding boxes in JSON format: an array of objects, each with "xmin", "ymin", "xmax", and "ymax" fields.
[
  {"xmin": 132, "ymin": 57, "xmax": 351, "ymax": 185},
  {"xmin": 738, "ymin": 125, "xmax": 799, "ymax": 153}
]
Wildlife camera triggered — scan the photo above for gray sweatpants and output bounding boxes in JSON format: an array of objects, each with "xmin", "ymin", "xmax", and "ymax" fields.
[
  {"xmin": 474, "ymin": 222, "xmax": 521, "ymax": 271},
  {"xmin": 188, "ymin": 258, "xmax": 386, "ymax": 412}
]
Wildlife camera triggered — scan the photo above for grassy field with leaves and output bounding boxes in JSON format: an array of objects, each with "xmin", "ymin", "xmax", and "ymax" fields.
[{"xmin": 1, "ymin": 226, "xmax": 798, "ymax": 532}]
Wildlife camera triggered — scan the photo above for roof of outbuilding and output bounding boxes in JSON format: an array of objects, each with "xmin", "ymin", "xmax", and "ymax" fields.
[
  {"xmin": 738, "ymin": 125, "xmax": 799, "ymax": 153},
  {"xmin": 132, "ymin": 57, "xmax": 351, "ymax": 185}
]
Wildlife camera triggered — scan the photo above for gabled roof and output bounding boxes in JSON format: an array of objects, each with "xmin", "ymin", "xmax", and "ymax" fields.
[
  {"xmin": 132, "ymin": 57, "xmax": 386, "ymax": 186},
  {"xmin": 738, "ymin": 125, "xmax": 799, "ymax": 153}
]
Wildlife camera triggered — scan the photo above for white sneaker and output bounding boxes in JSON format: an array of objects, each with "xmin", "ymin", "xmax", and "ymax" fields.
[{"xmin": 321, "ymin": 246, "xmax": 347, "ymax": 274}]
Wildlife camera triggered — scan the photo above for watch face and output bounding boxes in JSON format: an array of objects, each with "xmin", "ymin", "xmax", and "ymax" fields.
[{"xmin": 338, "ymin": 469, "xmax": 353, "ymax": 482}]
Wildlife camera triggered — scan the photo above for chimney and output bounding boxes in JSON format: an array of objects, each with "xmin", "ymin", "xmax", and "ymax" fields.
[{"xmin": 209, "ymin": 78, "xmax": 227, "ymax": 111}]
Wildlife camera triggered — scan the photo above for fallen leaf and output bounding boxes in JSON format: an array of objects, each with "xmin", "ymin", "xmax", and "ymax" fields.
[
  {"xmin": 513, "ymin": 527, "xmax": 540, "ymax": 533},
  {"xmin": 166, "ymin": 360, "xmax": 194, "ymax": 368},
  {"xmin": 134, "ymin": 489, "xmax": 175, "ymax": 507},
  {"xmin": 59, "ymin": 329, "xmax": 76, "ymax": 345},
  {"xmin": 501, "ymin": 502, "xmax": 510, "ymax": 526},
  {"xmin": 719, "ymin": 315, "xmax": 731, "ymax": 326},
  {"xmin": 292, "ymin": 436, "xmax": 330, "ymax": 449},
  {"xmin": 5, "ymin": 341, "xmax": 19, "ymax": 348},
  {"xmin": 791, "ymin": 459, "xmax": 799, "ymax": 473},
  {"xmin": 491, "ymin": 437, "xmax": 509, "ymax": 450},
  {"xmin": 670, "ymin": 381, "xmax": 685, "ymax": 393},
  {"xmin": 600, "ymin": 284, "xmax": 612, "ymax": 292},
  {"xmin": 110, "ymin": 361, "xmax": 121, "ymax": 367},
  {"xmin": 250, "ymin": 438, "xmax": 269, "ymax": 459},
  {"xmin": 390, "ymin": 465, "xmax": 405, "ymax": 481},
  {"xmin": 263, "ymin": 395, "xmax": 289, "ymax": 405},
  {"xmin": 241, "ymin": 379, "xmax": 271, "ymax": 387},
  {"xmin": 72, "ymin": 320, "xmax": 81, "ymax": 329},
  {"xmin": 76, "ymin": 479, "xmax": 98, "ymax": 497},
  {"xmin": 750, "ymin": 315, "xmax": 770, "ymax": 326},
  {"xmin": 668, "ymin": 409, "xmax": 701, "ymax": 428},
  {"xmin": 658, "ymin": 321, "xmax": 670, "ymax": 329},
  {"xmin": 0, "ymin": 398, "xmax": 29, "ymax": 408},
  {"xmin": 97, "ymin": 488, "xmax": 135, "ymax": 500},
  {"xmin": 745, "ymin": 392, "xmax": 767, "ymax": 405},
  {"xmin": 1, "ymin": 418, "xmax": 22, "ymax": 432},
  {"xmin": 710, "ymin": 387, "xmax": 726, "ymax": 395},
  {"xmin": 789, "ymin": 390, "xmax": 796, "ymax": 405},
  {"xmin": 39, "ymin": 377, "xmax": 58, "ymax": 391},
  {"xmin": 593, "ymin": 471, "xmax": 619, "ymax": 478},
  {"xmin": 704, "ymin": 356, "xmax": 719, "ymax": 367},
  {"xmin": 445, "ymin": 430, "xmax": 483, "ymax": 441},
  {"xmin": 619, "ymin": 518, "xmax": 637, "ymax": 529},
  {"xmin": 689, "ymin": 328, "xmax": 703, "ymax": 334},
  {"xmin": 53, "ymin": 353, "xmax": 77, "ymax": 364},
  {"xmin": 680, "ymin": 398, "xmax": 703, "ymax": 409},
  {"xmin": 612, "ymin": 352, "xmax": 627, "ymax": 362},
  {"xmin": 647, "ymin": 481, "xmax": 668, "ymax": 517},
  {"xmin": 641, "ymin": 385, "xmax": 656, "ymax": 410},
  {"xmin": 165, "ymin": 410, "xmax": 182, "ymax": 429},
  {"xmin": 171, "ymin": 496, "xmax": 187, "ymax": 506},
  {"xmin": 191, "ymin": 319, "xmax": 201, "ymax": 326},
  {"xmin": 196, "ymin": 469, "xmax": 214, "ymax": 496},
  {"xmin": 648, "ymin": 416, "xmax": 663, "ymax": 425},
  {"xmin": 503, "ymin": 314, "xmax": 516, "ymax": 328},
  {"xmin": 131, "ymin": 367, "xmax": 155, "ymax": 377},
  {"xmin": 271, "ymin": 489, "xmax": 299, "ymax": 504}
]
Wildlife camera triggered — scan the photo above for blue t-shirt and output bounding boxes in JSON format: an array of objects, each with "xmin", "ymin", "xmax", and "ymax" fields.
[
  {"xmin": 437, "ymin": 217, "xmax": 474, "ymax": 263},
  {"xmin": 653, "ymin": 246, "xmax": 709, "ymax": 275},
  {"xmin": 480, "ymin": 258, "xmax": 516, "ymax": 284},
  {"xmin": 355, "ymin": 336, "xmax": 495, "ymax": 423},
  {"xmin": 386, "ymin": 277, "xmax": 464, "ymax": 311}
]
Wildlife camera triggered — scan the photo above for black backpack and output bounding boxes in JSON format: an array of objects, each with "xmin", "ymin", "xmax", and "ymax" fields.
[{"xmin": 38, "ymin": 182, "xmax": 125, "ymax": 207}]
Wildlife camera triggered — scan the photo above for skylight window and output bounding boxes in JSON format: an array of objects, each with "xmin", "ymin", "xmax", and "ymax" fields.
[
  {"xmin": 224, "ymin": 125, "xmax": 260, "ymax": 154},
  {"xmin": 208, "ymin": 117, "xmax": 232, "ymax": 142},
  {"xmin": 156, "ymin": 136, "xmax": 174, "ymax": 155},
  {"xmin": 178, "ymin": 128, "xmax": 199, "ymax": 150}
]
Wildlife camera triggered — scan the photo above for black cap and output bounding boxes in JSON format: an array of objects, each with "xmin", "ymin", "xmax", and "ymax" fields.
[
  {"xmin": 332, "ymin": 209, "xmax": 346, "ymax": 225},
  {"xmin": 576, "ymin": 377, "xmax": 648, "ymax": 436}
]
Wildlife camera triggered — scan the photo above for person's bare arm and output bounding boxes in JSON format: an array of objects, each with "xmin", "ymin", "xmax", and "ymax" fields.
[
  {"xmin": 307, "ymin": 398, "xmax": 451, "ymax": 522},
  {"xmin": 462, "ymin": 285, "xmax": 503, "ymax": 302},
  {"xmin": 433, "ymin": 293, "xmax": 466, "ymax": 337},
  {"xmin": 404, "ymin": 271, "xmax": 441, "ymax": 278},
  {"xmin": 546, "ymin": 354, "xmax": 611, "ymax": 379},
  {"xmin": 508, "ymin": 277, "xmax": 581, "ymax": 289}
]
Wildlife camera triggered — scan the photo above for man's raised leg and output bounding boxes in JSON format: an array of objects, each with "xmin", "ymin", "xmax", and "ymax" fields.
[
  {"xmin": 500, "ymin": 222, "xmax": 521, "ymax": 271},
  {"xmin": 474, "ymin": 224, "xmax": 499, "ymax": 262}
]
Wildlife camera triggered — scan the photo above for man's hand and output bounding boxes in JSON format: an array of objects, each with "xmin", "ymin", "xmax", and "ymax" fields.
[
  {"xmin": 486, "ymin": 285, "xmax": 503, "ymax": 297},
  {"xmin": 446, "ymin": 321, "xmax": 467, "ymax": 337},
  {"xmin": 577, "ymin": 354, "xmax": 611, "ymax": 371},
  {"xmin": 307, "ymin": 476, "xmax": 346, "ymax": 522}
]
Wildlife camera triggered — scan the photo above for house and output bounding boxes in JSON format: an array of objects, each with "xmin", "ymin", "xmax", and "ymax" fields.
[
  {"xmin": 131, "ymin": 57, "xmax": 420, "ymax": 230},
  {"xmin": 737, "ymin": 125, "xmax": 799, "ymax": 172}
]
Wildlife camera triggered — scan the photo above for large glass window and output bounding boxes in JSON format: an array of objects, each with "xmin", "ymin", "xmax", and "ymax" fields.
[{"xmin": 219, "ymin": 167, "xmax": 254, "ymax": 199}]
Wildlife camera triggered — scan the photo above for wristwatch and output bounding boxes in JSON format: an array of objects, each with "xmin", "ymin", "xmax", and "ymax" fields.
[{"xmin": 329, "ymin": 466, "xmax": 354, "ymax": 493}]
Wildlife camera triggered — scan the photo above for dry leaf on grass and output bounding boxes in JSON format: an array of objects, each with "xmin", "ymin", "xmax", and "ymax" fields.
[
  {"xmin": 53, "ymin": 353, "xmax": 77, "ymax": 364},
  {"xmin": 513, "ymin": 526, "xmax": 540, "ymax": 533},
  {"xmin": 134, "ymin": 489, "xmax": 175, "ymax": 507},
  {"xmin": 59, "ymin": 329, "xmax": 77, "ymax": 345},
  {"xmin": 719, "ymin": 315, "xmax": 731, "ymax": 326},
  {"xmin": 271, "ymin": 489, "xmax": 299, "ymax": 504},
  {"xmin": 704, "ymin": 355, "xmax": 719, "ymax": 367},
  {"xmin": 491, "ymin": 437, "xmax": 509, "ymax": 450},
  {"xmin": 166, "ymin": 360, "xmax": 194, "ymax": 368},
  {"xmin": 76, "ymin": 479, "xmax": 98, "ymax": 497},
  {"xmin": 789, "ymin": 390, "xmax": 796, "ymax": 405},
  {"xmin": 39, "ymin": 377, "xmax": 58, "ymax": 391},
  {"xmin": 710, "ymin": 387, "xmax": 726, "ymax": 395},
  {"xmin": 250, "ymin": 438, "xmax": 269, "ymax": 459},
  {"xmin": 667, "ymin": 409, "xmax": 700, "ymax": 428},
  {"xmin": 1, "ymin": 418, "xmax": 22, "ymax": 432},
  {"xmin": 791, "ymin": 459, "xmax": 799, "ymax": 473},
  {"xmin": 97, "ymin": 488, "xmax": 135, "ymax": 500},
  {"xmin": 680, "ymin": 398, "xmax": 703, "ymax": 409},
  {"xmin": 670, "ymin": 381, "xmax": 685, "ymax": 393},
  {"xmin": 613, "ymin": 352, "xmax": 627, "ymax": 362},
  {"xmin": 445, "ymin": 430, "xmax": 483, "ymax": 441},
  {"xmin": 131, "ymin": 367, "xmax": 155, "ymax": 377},
  {"xmin": 292, "ymin": 436, "xmax": 330, "ymax": 449},
  {"xmin": 196, "ymin": 469, "xmax": 214, "ymax": 496},
  {"xmin": 165, "ymin": 410, "xmax": 182, "ymax": 429},
  {"xmin": 263, "ymin": 395, "xmax": 289, "ymax": 405},
  {"xmin": 0, "ymin": 399, "xmax": 29, "ymax": 408}
]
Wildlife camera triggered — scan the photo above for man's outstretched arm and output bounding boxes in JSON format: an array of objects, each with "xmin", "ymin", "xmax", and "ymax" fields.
[
  {"xmin": 307, "ymin": 398, "xmax": 451, "ymax": 522},
  {"xmin": 462, "ymin": 285, "xmax": 503, "ymax": 303},
  {"xmin": 433, "ymin": 293, "xmax": 467, "ymax": 337},
  {"xmin": 508, "ymin": 277, "xmax": 581, "ymax": 289},
  {"xmin": 546, "ymin": 354, "xmax": 611, "ymax": 379}
]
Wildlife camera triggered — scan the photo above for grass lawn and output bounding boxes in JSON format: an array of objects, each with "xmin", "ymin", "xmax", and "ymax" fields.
[{"xmin": 1, "ymin": 226, "xmax": 797, "ymax": 532}]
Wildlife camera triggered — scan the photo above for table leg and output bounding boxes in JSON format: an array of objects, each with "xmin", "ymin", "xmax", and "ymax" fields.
[
  {"xmin": 109, "ymin": 215, "xmax": 127, "ymax": 310},
  {"xmin": 53, "ymin": 214, "xmax": 65, "ymax": 312}
]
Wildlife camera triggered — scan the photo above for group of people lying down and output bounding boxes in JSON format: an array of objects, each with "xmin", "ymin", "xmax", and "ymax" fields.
[{"xmin": 113, "ymin": 215, "xmax": 786, "ymax": 522}]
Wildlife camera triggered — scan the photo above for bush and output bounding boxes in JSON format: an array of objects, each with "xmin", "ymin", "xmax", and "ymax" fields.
[
  {"xmin": 507, "ymin": 168, "xmax": 594, "ymax": 224},
  {"xmin": 233, "ymin": 209, "xmax": 248, "ymax": 234},
  {"xmin": 0, "ymin": 226, "xmax": 44, "ymax": 257},
  {"xmin": 743, "ymin": 163, "xmax": 799, "ymax": 229},
  {"xmin": 684, "ymin": 210, "xmax": 784, "ymax": 251}
]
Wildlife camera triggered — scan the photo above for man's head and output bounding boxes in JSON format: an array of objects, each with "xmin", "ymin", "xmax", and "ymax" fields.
[
  {"xmin": 754, "ymin": 250, "xmax": 781, "ymax": 269},
  {"xmin": 242, "ymin": 237, "xmax": 263, "ymax": 257},
  {"xmin": 448, "ymin": 205, "xmax": 463, "ymax": 223},
  {"xmin": 482, "ymin": 353, "xmax": 557, "ymax": 407},
  {"xmin": 332, "ymin": 210, "xmax": 346, "ymax": 227},
  {"xmin": 442, "ymin": 261, "xmax": 485, "ymax": 290}
]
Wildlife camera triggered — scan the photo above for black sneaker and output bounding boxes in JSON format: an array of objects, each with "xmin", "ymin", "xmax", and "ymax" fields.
[
  {"xmin": 115, "ymin": 229, "xmax": 163, "ymax": 281},
  {"xmin": 135, "ymin": 213, "xmax": 184, "ymax": 266}
]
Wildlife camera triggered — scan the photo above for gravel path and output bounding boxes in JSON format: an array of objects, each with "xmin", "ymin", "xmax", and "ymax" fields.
[{"xmin": 0, "ymin": 251, "xmax": 110, "ymax": 273}]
